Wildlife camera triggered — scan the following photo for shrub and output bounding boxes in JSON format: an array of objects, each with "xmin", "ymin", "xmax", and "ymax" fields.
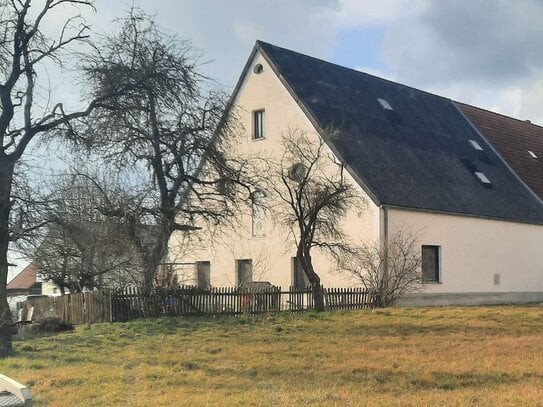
[{"xmin": 35, "ymin": 317, "xmax": 74, "ymax": 333}]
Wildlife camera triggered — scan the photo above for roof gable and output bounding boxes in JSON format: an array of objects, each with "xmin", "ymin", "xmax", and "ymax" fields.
[
  {"xmin": 256, "ymin": 41, "xmax": 543, "ymax": 224},
  {"xmin": 7, "ymin": 262, "xmax": 38, "ymax": 290}
]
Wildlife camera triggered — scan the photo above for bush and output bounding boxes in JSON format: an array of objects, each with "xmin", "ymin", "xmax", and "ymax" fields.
[{"xmin": 35, "ymin": 317, "xmax": 74, "ymax": 333}]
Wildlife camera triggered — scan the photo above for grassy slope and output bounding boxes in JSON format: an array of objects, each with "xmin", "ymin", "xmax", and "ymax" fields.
[{"xmin": 1, "ymin": 306, "xmax": 543, "ymax": 406}]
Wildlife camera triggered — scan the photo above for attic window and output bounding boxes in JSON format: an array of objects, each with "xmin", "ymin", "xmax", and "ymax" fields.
[
  {"xmin": 469, "ymin": 140, "xmax": 483, "ymax": 151},
  {"xmin": 377, "ymin": 98, "xmax": 393, "ymax": 111},
  {"xmin": 474, "ymin": 171, "xmax": 491, "ymax": 185},
  {"xmin": 528, "ymin": 150, "xmax": 538, "ymax": 159},
  {"xmin": 253, "ymin": 63, "xmax": 264, "ymax": 74}
]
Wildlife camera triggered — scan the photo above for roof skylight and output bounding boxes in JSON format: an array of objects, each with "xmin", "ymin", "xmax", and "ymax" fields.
[
  {"xmin": 474, "ymin": 171, "xmax": 491, "ymax": 185},
  {"xmin": 377, "ymin": 98, "xmax": 393, "ymax": 111},
  {"xmin": 469, "ymin": 140, "xmax": 483, "ymax": 151},
  {"xmin": 528, "ymin": 150, "xmax": 538, "ymax": 159}
]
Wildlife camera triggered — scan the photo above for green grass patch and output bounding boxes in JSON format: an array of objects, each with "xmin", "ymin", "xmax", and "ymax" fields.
[{"xmin": 2, "ymin": 305, "xmax": 543, "ymax": 406}]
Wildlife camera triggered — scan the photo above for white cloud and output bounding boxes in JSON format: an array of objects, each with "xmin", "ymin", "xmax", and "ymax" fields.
[
  {"xmin": 378, "ymin": 0, "xmax": 543, "ymax": 124},
  {"xmin": 329, "ymin": 0, "xmax": 427, "ymax": 28}
]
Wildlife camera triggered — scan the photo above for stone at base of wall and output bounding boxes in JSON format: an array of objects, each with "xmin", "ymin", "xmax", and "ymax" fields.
[{"xmin": 395, "ymin": 291, "xmax": 543, "ymax": 307}]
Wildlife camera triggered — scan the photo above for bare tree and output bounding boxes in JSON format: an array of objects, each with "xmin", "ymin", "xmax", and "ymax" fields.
[
  {"xmin": 33, "ymin": 173, "xmax": 144, "ymax": 293},
  {"xmin": 0, "ymin": 0, "xmax": 119, "ymax": 357},
  {"xmin": 81, "ymin": 9, "xmax": 252, "ymax": 300},
  {"xmin": 273, "ymin": 129, "xmax": 364, "ymax": 311},
  {"xmin": 343, "ymin": 228, "xmax": 423, "ymax": 308}
]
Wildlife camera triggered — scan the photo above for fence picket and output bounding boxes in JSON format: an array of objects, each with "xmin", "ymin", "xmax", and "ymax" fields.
[{"xmin": 17, "ymin": 285, "xmax": 371, "ymax": 325}]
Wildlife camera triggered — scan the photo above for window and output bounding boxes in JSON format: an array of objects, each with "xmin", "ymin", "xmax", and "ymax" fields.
[
  {"xmin": 377, "ymin": 98, "xmax": 393, "ymax": 111},
  {"xmin": 236, "ymin": 259, "xmax": 253, "ymax": 287},
  {"xmin": 253, "ymin": 63, "xmax": 264, "ymax": 74},
  {"xmin": 196, "ymin": 261, "xmax": 211, "ymax": 289},
  {"xmin": 252, "ymin": 110, "xmax": 264, "ymax": 139},
  {"xmin": 469, "ymin": 140, "xmax": 483, "ymax": 151},
  {"xmin": 252, "ymin": 190, "xmax": 266, "ymax": 237},
  {"xmin": 421, "ymin": 245, "xmax": 440, "ymax": 283},
  {"xmin": 291, "ymin": 257, "xmax": 310, "ymax": 289},
  {"xmin": 474, "ymin": 171, "xmax": 491, "ymax": 185}
]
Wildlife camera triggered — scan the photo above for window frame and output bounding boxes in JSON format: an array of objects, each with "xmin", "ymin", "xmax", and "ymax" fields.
[
  {"xmin": 291, "ymin": 257, "xmax": 310, "ymax": 289},
  {"xmin": 195, "ymin": 261, "xmax": 211, "ymax": 289},
  {"xmin": 252, "ymin": 109, "xmax": 265, "ymax": 140},
  {"xmin": 235, "ymin": 259, "xmax": 253, "ymax": 287},
  {"xmin": 421, "ymin": 245, "xmax": 441, "ymax": 283}
]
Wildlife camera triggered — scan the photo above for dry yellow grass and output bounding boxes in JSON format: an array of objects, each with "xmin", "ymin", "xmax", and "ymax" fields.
[{"xmin": 2, "ymin": 306, "xmax": 543, "ymax": 406}]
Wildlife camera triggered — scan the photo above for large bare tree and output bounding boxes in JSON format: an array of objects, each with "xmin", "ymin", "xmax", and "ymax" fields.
[
  {"xmin": 0, "ymin": 0, "xmax": 117, "ymax": 357},
  {"xmin": 81, "ymin": 9, "xmax": 251, "ymax": 300},
  {"xmin": 273, "ymin": 130, "xmax": 363, "ymax": 311}
]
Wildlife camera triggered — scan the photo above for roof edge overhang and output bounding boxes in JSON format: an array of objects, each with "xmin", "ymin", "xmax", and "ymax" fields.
[{"xmin": 381, "ymin": 203, "xmax": 543, "ymax": 227}]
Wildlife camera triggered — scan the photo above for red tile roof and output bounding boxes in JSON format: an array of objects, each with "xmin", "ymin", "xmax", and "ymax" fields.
[
  {"xmin": 6, "ymin": 262, "xmax": 38, "ymax": 290},
  {"xmin": 458, "ymin": 102, "xmax": 543, "ymax": 201}
]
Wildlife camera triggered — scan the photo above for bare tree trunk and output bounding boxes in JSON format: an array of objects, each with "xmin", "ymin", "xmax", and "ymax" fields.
[
  {"xmin": 0, "ymin": 162, "xmax": 15, "ymax": 356},
  {"xmin": 298, "ymin": 251, "xmax": 325, "ymax": 312}
]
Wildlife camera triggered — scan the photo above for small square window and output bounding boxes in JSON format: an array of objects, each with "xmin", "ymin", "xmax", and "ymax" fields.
[
  {"xmin": 422, "ymin": 245, "xmax": 440, "ymax": 283},
  {"xmin": 469, "ymin": 140, "xmax": 483, "ymax": 151},
  {"xmin": 377, "ymin": 98, "xmax": 393, "ymax": 111},
  {"xmin": 474, "ymin": 171, "xmax": 491, "ymax": 185},
  {"xmin": 252, "ymin": 110, "xmax": 264, "ymax": 139}
]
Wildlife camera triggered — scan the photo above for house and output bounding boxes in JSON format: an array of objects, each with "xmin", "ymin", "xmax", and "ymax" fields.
[
  {"xmin": 168, "ymin": 41, "xmax": 543, "ymax": 306},
  {"xmin": 7, "ymin": 261, "xmax": 62, "ymax": 313}
]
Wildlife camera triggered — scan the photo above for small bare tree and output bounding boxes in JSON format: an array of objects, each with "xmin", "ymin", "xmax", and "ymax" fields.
[
  {"xmin": 344, "ymin": 228, "xmax": 422, "ymax": 308},
  {"xmin": 273, "ymin": 129, "xmax": 364, "ymax": 311},
  {"xmin": 41, "ymin": 179, "xmax": 144, "ymax": 292}
]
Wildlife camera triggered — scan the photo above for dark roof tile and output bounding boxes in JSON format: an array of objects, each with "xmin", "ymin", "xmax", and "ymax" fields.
[{"xmin": 256, "ymin": 41, "xmax": 543, "ymax": 224}]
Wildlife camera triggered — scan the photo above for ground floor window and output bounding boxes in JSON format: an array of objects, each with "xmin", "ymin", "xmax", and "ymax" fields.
[
  {"xmin": 236, "ymin": 259, "xmax": 253, "ymax": 287},
  {"xmin": 195, "ymin": 261, "xmax": 211, "ymax": 289},
  {"xmin": 422, "ymin": 245, "xmax": 440, "ymax": 283},
  {"xmin": 291, "ymin": 257, "xmax": 310, "ymax": 289}
]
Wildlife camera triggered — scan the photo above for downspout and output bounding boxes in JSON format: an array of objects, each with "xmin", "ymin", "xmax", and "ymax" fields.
[
  {"xmin": 381, "ymin": 205, "xmax": 389, "ymax": 308},
  {"xmin": 383, "ymin": 205, "xmax": 389, "ymax": 243}
]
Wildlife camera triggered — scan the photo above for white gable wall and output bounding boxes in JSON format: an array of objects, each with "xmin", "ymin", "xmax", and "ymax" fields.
[{"xmin": 168, "ymin": 51, "xmax": 381, "ymax": 288}]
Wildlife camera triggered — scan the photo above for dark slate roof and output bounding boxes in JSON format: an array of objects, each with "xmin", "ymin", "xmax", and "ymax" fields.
[
  {"xmin": 458, "ymin": 102, "xmax": 543, "ymax": 201},
  {"xmin": 256, "ymin": 41, "xmax": 543, "ymax": 224}
]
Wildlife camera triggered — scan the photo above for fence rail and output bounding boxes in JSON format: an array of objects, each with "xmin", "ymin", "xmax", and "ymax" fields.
[{"xmin": 18, "ymin": 286, "xmax": 372, "ymax": 325}]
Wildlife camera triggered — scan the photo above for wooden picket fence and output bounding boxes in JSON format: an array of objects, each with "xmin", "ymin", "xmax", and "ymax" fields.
[{"xmin": 18, "ymin": 286, "xmax": 371, "ymax": 325}]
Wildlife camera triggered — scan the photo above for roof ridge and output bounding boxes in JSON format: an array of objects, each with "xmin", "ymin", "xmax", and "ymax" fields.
[
  {"xmin": 255, "ymin": 40, "xmax": 453, "ymax": 104},
  {"xmin": 456, "ymin": 101, "xmax": 543, "ymax": 130},
  {"xmin": 256, "ymin": 41, "xmax": 542, "ymax": 129}
]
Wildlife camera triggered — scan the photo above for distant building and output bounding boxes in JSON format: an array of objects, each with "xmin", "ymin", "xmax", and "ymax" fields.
[{"xmin": 7, "ymin": 262, "xmax": 62, "ymax": 313}]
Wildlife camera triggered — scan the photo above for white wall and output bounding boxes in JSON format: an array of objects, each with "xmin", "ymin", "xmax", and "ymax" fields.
[{"xmin": 388, "ymin": 208, "xmax": 543, "ymax": 294}]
